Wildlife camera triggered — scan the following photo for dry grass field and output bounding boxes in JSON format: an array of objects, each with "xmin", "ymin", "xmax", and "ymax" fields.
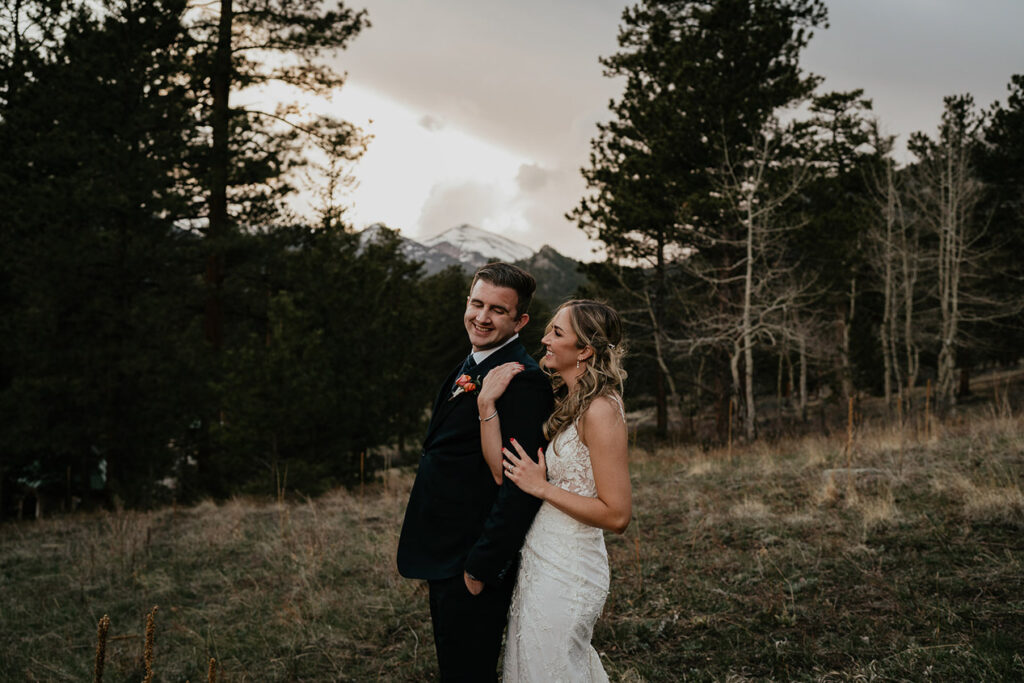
[{"xmin": 2, "ymin": 409, "xmax": 1023, "ymax": 681}]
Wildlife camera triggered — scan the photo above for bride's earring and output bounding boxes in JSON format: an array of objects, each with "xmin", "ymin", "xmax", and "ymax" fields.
[{"xmin": 576, "ymin": 359, "xmax": 580, "ymax": 369}]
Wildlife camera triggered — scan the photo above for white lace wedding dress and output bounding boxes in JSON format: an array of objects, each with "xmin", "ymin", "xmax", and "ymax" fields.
[{"xmin": 503, "ymin": 421, "xmax": 610, "ymax": 682}]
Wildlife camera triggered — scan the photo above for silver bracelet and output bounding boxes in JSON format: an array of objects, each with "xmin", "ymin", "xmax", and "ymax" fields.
[{"xmin": 479, "ymin": 410, "xmax": 498, "ymax": 422}]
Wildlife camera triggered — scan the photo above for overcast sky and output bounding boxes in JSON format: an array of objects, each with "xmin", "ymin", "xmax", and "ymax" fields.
[{"xmin": 315, "ymin": 0, "xmax": 1024, "ymax": 260}]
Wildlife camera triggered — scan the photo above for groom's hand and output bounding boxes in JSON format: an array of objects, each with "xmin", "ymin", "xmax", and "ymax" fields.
[{"xmin": 464, "ymin": 571, "xmax": 484, "ymax": 595}]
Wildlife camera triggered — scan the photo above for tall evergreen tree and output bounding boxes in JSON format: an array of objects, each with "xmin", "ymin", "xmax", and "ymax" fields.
[
  {"xmin": 0, "ymin": 0, "xmax": 74, "ymax": 110},
  {"xmin": 799, "ymin": 90, "xmax": 879, "ymax": 399},
  {"xmin": 572, "ymin": 0, "xmax": 826, "ymax": 439},
  {"xmin": 0, "ymin": 0, "xmax": 205, "ymax": 509},
  {"xmin": 0, "ymin": 1, "xmax": 470, "ymax": 511},
  {"xmin": 177, "ymin": 0, "xmax": 369, "ymax": 492},
  {"xmin": 182, "ymin": 0, "xmax": 369, "ymax": 349},
  {"xmin": 976, "ymin": 74, "xmax": 1024, "ymax": 364}
]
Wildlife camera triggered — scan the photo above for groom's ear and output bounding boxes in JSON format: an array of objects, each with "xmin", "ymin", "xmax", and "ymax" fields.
[{"xmin": 513, "ymin": 313, "xmax": 529, "ymax": 333}]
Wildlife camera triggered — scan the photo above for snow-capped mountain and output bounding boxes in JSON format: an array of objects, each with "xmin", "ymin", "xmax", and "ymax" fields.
[
  {"xmin": 358, "ymin": 223, "xmax": 587, "ymax": 303},
  {"xmin": 359, "ymin": 223, "xmax": 536, "ymax": 275},
  {"xmin": 358, "ymin": 223, "xmax": 462, "ymax": 273},
  {"xmin": 423, "ymin": 224, "xmax": 535, "ymax": 266}
]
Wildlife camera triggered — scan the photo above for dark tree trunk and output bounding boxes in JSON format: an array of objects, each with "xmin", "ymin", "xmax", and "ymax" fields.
[
  {"xmin": 205, "ymin": 0, "xmax": 232, "ymax": 350},
  {"xmin": 958, "ymin": 366, "xmax": 971, "ymax": 398},
  {"xmin": 198, "ymin": 0, "xmax": 234, "ymax": 491}
]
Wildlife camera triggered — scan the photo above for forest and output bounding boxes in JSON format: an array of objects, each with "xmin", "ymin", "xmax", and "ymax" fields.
[{"xmin": 2, "ymin": 0, "xmax": 1023, "ymax": 517}]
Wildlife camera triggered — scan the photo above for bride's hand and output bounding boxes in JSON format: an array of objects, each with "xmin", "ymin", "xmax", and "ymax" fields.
[
  {"xmin": 502, "ymin": 438, "xmax": 549, "ymax": 499},
  {"xmin": 477, "ymin": 362, "xmax": 524, "ymax": 411}
]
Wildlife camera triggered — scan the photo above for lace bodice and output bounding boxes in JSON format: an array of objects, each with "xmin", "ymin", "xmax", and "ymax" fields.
[
  {"xmin": 545, "ymin": 423, "xmax": 598, "ymax": 497},
  {"xmin": 543, "ymin": 394, "xmax": 624, "ymax": 499}
]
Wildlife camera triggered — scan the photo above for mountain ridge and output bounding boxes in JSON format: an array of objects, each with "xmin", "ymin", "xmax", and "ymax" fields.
[{"xmin": 358, "ymin": 223, "xmax": 587, "ymax": 304}]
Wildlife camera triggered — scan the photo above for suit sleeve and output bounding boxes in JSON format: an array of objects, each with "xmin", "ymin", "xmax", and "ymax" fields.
[{"xmin": 463, "ymin": 368, "xmax": 553, "ymax": 584}]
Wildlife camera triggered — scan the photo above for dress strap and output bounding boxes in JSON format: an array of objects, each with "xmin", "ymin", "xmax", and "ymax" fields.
[{"xmin": 607, "ymin": 393, "xmax": 626, "ymax": 421}]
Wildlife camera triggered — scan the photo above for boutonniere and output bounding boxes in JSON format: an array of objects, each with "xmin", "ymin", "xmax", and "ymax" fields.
[{"xmin": 450, "ymin": 373, "xmax": 480, "ymax": 400}]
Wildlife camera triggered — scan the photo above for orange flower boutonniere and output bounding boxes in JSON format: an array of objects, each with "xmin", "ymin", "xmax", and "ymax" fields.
[{"xmin": 450, "ymin": 373, "xmax": 479, "ymax": 400}]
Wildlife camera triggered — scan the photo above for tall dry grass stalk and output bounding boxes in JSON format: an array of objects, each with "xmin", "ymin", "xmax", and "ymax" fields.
[
  {"xmin": 93, "ymin": 614, "xmax": 110, "ymax": 683},
  {"xmin": 143, "ymin": 605, "xmax": 158, "ymax": 683},
  {"xmin": 208, "ymin": 657, "xmax": 218, "ymax": 683}
]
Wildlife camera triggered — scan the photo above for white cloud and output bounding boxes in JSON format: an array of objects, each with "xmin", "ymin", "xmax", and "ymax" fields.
[
  {"xmin": 418, "ymin": 181, "xmax": 504, "ymax": 238},
  {"xmin": 418, "ymin": 114, "xmax": 445, "ymax": 132},
  {"xmin": 309, "ymin": 0, "xmax": 1024, "ymax": 259},
  {"xmin": 516, "ymin": 163, "xmax": 551, "ymax": 193}
]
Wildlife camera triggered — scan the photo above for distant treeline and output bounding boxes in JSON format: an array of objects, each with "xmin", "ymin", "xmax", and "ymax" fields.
[
  {"xmin": 573, "ymin": 1, "xmax": 1024, "ymax": 441},
  {"xmin": 2, "ymin": 1, "xmax": 1024, "ymax": 517},
  {"xmin": 0, "ymin": 0, "xmax": 498, "ymax": 515}
]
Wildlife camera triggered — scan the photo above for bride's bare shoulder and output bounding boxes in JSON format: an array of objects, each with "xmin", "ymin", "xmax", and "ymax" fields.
[
  {"xmin": 579, "ymin": 394, "xmax": 626, "ymax": 444},
  {"xmin": 584, "ymin": 394, "xmax": 624, "ymax": 422}
]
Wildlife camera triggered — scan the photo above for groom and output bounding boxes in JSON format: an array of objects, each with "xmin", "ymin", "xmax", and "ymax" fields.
[{"xmin": 398, "ymin": 262, "xmax": 553, "ymax": 681}]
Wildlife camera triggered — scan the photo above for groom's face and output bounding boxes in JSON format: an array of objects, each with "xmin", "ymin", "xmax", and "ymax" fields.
[{"xmin": 464, "ymin": 279, "xmax": 529, "ymax": 351}]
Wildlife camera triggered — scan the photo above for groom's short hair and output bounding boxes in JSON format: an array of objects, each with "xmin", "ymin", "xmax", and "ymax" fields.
[{"xmin": 472, "ymin": 262, "xmax": 536, "ymax": 319}]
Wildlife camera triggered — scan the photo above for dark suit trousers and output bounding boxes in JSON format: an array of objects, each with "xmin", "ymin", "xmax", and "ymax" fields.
[{"xmin": 428, "ymin": 574, "xmax": 515, "ymax": 682}]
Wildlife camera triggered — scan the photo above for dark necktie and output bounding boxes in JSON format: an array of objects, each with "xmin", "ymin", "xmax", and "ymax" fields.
[{"xmin": 453, "ymin": 353, "xmax": 477, "ymax": 390}]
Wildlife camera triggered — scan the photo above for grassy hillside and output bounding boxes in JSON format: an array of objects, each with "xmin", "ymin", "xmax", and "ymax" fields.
[{"xmin": 2, "ymin": 411, "xmax": 1022, "ymax": 681}]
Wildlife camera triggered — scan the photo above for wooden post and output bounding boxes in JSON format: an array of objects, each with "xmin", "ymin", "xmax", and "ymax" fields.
[
  {"xmin": 925, "ymin": 379, "xmax": 932, "ymax": 439},
  {"xmin": 359, "ymin": 451, "xmax": 365, "ymax": 500},
  {"xmin": 897, "ymin": 394, "xmax": 905, "ymax": 473},
  {"xmin": 727, "ymin": 398, "xmax": 734, "ymax": 457},
  {"xmin": 845, "ymin": 396, "xmax": 854, "ymax": 469}
]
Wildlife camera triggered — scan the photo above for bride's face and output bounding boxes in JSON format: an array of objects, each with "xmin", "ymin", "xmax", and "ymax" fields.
[{"xmin": 540, "ymin": 307, "xmax": 582, "ymax": 374}]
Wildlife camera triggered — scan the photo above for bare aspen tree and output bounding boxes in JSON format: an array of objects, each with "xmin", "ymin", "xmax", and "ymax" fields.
[
  {"xmin": 784, "ymin": 309, "xmax": 833, "ymax": 423},
  {"xmin": 677, "ymin": 120, "xmax": 813, "ymax": 440},
  {"xmin": 907, "ymin": 96, "xmax": 986, "ymax": 411},
  {"xmin": 837, "ymin": 277, "xmax": 856, "ymax": 400},
  {"xmin": 866, "ymin": 132, "xmax": 910, "ymax": 408},
  {"xmin": 590, "ymin": 260, "xmax": 687, "ymax": 431},
  {"xmin": 900, "ymin": 213, "xmax": 922, "ymax": 402}
]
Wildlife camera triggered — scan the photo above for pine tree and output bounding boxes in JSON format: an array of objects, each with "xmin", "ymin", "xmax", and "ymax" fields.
[
  {"xmin": 976, "ymin": 75, "xmax": 1024, "ymax": 366},
  {"xmin": 572, "ymin": 0, "xmax": 826, "ymax": 440},
  {"xmin": 183, "ymin": 0, "xmax": 370, "ymax": 349},
  {"xmin": 799, "ymin": 90, "xmax": 879, "ymax": 401},
  {"xmin": 0, "ymin": 0, "xmax": 205, "ymax": 509},
  {"xmin": 177, "ymin": 0, "xmax": 369, "ymax": 493}
]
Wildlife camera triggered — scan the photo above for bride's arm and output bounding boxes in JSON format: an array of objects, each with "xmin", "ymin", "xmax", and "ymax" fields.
[
  {"xmin": 504, "ymin": 396, "xmax": 631, "ymax": 534},
  {"xmin": 477, "ymin": 362, "xmax": 524, "ymax": 485}
]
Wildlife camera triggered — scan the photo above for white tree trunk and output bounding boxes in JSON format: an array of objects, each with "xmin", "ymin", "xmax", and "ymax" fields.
[
  {"xmin": 798, "ymin": 335, "xmax": 808, "ymax": 422},
  {"xmin": 910, "ymin": 98, "xmax": 983, "ymax": 413},
  {"xmin": 837, "ymin": 276, "xmax": 856, "ymax": 399},
  {"xmin": 742, "ymin": 202, "xmax": 756, "ymax": 440},
  {"xmin": 879, "ymin": 164, "xmax": 896, "ymax": 406}
]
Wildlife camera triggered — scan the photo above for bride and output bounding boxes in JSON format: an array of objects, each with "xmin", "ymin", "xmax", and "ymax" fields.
[{"xmin": 476, "ymin": 299, "xmax": 631, "ymax": 682}]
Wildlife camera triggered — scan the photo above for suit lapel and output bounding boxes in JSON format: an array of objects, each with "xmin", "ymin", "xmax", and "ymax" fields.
[
  {"xmin": 424, "ymin": 361, "xmax": 466, "ymax": 442},
  {"xmin": 423, "ymin": 341, "xmax": 527, "ymax": 443}
]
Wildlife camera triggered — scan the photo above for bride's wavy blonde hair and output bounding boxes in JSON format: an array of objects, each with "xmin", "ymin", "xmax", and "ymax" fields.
[{"xmin": 542, "ymin": 300, "xmax": 627, "ymax": 443}]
